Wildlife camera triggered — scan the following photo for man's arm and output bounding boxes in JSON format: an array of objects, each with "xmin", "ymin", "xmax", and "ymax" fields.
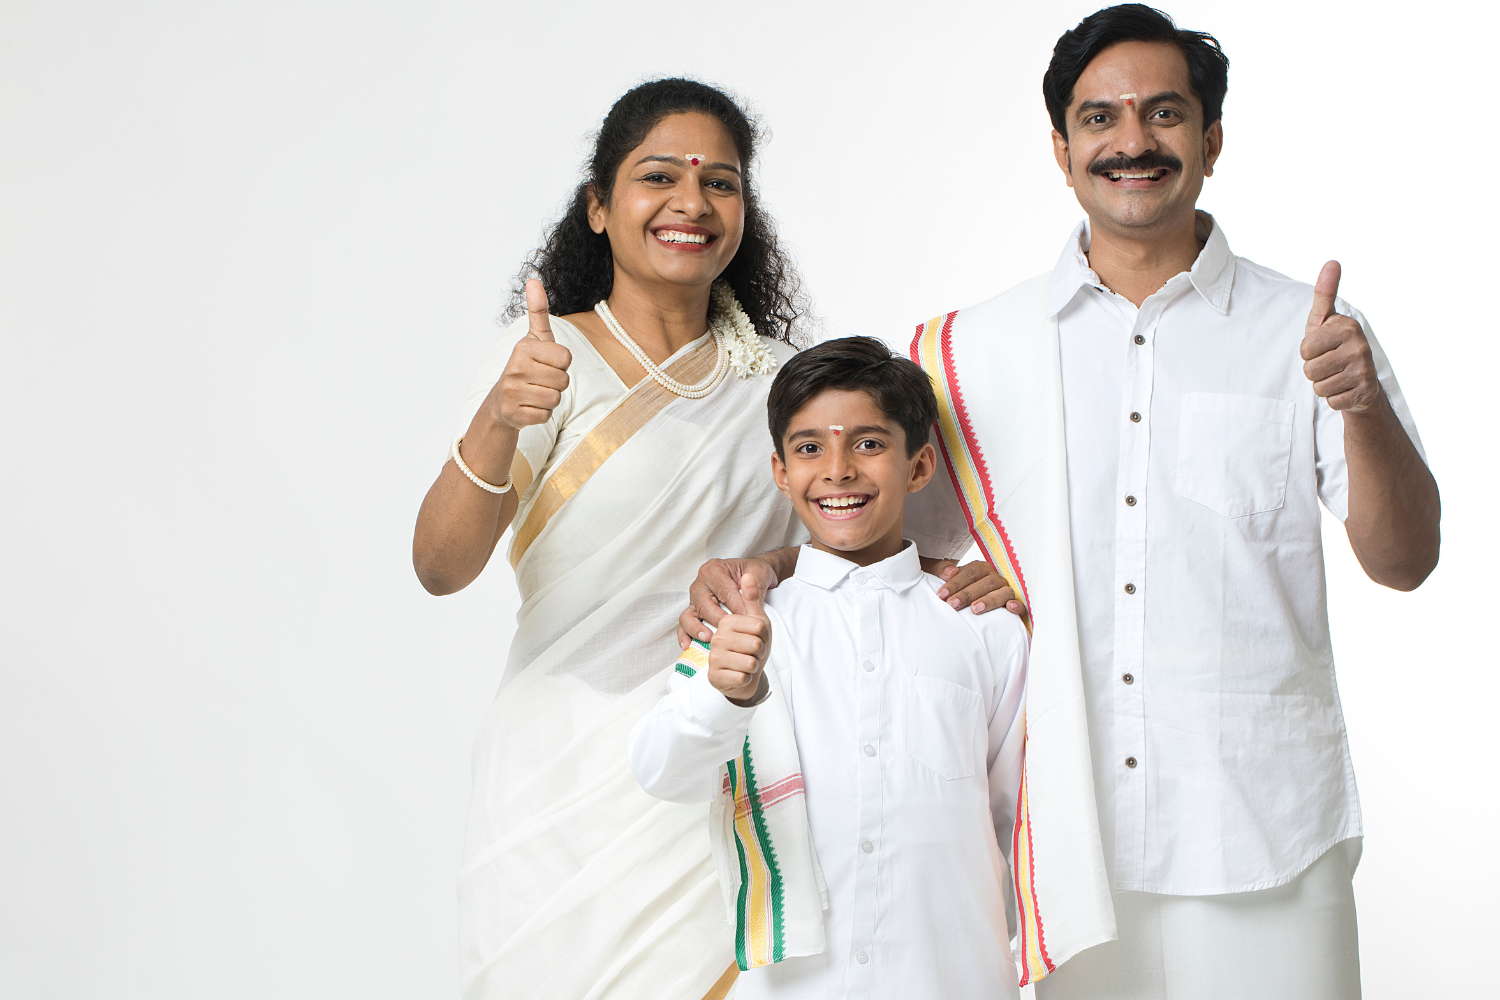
[{"xmin": 1301, "ymin": 262, "xmax": 1440, "ymax": 590}]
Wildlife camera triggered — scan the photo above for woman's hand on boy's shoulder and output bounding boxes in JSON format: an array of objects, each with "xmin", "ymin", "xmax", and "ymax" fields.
[
  {"xmin": 708, "ymin": 574, "xmax": 773, "ymax": 706},
  {"xmin": 925, "ymin": 558, "xmax": 1026, "ymax": 617}
]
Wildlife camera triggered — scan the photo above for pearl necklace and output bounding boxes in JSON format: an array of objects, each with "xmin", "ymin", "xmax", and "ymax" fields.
[{"xmin": 594, "ymin": 299, "xmax": 730, "ymax": 399}]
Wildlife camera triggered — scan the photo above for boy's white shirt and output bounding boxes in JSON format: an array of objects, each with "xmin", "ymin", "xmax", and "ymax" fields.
[{"xmin": 627, "ymin": 542, "xmax": 1029, "ymax": 1000}]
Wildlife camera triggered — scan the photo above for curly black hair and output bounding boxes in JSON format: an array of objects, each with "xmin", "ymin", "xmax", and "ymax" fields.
[{"xmin": 503, "ymin": 78, "xmax": 807, "ymax": 344}]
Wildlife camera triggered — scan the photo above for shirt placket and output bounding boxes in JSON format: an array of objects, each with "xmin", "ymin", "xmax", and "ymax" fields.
[
  {"xmin": 844, "ymin": 570, "xmax": 884, "ymax": 997},
  {"xmin": 1111, "ymin": 297, "xmax": 1157, "ymax": 889}
]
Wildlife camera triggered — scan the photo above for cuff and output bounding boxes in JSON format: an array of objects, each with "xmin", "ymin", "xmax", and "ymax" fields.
[{"xmin": 684, "ymin": 671, "xmax": 760, "ymax": 733}]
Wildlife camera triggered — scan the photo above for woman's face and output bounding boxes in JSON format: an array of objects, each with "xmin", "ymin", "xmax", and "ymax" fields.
[{"xmin": 589, "ymin": 111, "xmax": 745, "ymax": 297}]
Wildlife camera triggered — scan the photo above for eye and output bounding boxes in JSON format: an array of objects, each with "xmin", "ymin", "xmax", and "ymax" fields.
[
  {"xmin": 854, "ymin": 437, "xmax": 884, "ymax": 452},
  {"xmin": 1085, "ymin": 113, "xmax": 1111, "ymax": 126},
  {"xmin": 641, "ymin": 171, "xmax": 673, "ymax": 183},
  {"xmin": 1150, "ymin": 108, "xmax": 1181, "ymax": 122},
  {"xmin": 794, "ymin": 441, "xmax": 821, "ymax": 455},
  {"xmin": 706, "ymin": 178, "xmax": 738, "ymax": 192}
]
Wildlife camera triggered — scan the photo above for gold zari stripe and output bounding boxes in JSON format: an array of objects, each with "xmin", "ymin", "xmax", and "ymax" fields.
[{"xmin": 509, "ymin": 336, "xmax": 721, "ymax": 568}]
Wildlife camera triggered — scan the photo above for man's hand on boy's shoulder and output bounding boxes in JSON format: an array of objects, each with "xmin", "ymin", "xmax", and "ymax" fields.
[
  {"xmin": 923, "ymin": 558, "xmax": 1026, "ymax": 617},
  {"xmin": 708, "ymin": 573, "xmax": 772, "ymax": 707},
  {"xmin": 678, "ymin": 551, "xmax": 789, "ymax": 648}
]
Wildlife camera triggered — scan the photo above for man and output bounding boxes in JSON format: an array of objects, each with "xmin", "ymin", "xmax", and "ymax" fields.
[{"xmin": 899, "ymin": 5, "xmax": 1438, "ymax": 998}]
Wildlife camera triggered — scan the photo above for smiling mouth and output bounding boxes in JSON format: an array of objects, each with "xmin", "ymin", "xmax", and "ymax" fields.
[
  {"xmin": 1105, "ymin": 168, "xmax": 1169, "ymax": 182},
  {"xmin": 655, "ymin": 229, "xmax": 713, "ymax": 245},
  {"xmin": 816, "ymin": 494, "xmax": 870, "ymax": 517}
]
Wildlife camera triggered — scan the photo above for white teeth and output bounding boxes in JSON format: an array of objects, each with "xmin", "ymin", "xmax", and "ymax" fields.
[
  {"xmin": 1107, "ymin": 171, "xmax": 1163, "ymax": 180},
  {"xmin": 657, "ymin": 230, "xmax": 709, "ymax": 244},
  {"xmin": 818, "ymin": 496, "xmax": 867, "ymax": 509}
]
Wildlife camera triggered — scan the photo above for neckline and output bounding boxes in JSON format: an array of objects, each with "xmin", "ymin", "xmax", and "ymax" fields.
[{"xmin": 550, "ymin": 314, "xmax": 715, "ymax": 396}]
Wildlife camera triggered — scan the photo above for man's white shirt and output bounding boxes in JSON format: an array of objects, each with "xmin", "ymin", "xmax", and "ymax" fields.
[
  {"xmin": 628, "ymin": 542, "xmax": 1029, "ymax": 1000},
  {"xmin": 907, "ymin": 213, "xmax": 1425, "ymax": 897}
]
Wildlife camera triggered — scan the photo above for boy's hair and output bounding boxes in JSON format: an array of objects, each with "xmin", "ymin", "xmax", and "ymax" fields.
[{"xmin": 767, "ymin": 336, "xmax": 939, "ymax": 459}]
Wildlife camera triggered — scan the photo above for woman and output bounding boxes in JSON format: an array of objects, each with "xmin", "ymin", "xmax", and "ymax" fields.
[{"xmin": 413, "ymin": 79, "xmax": 1007, "ymax": 1000}]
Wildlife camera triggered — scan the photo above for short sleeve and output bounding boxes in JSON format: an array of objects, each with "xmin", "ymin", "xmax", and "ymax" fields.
[
  {"xmin": 451, "ymin": 315, "xmax": 567, "ymax": 482},
  {"xmin": 905, "ymin": 426, "xmax": 977, "ymax": 561},
  {"xmin": 1314, "ymin": 302, "xmax": 1428, "ymax": 521}
]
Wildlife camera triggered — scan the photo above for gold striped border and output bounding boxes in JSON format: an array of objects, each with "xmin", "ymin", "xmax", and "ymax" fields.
[
  {"xmin": 702, "ymin": 963, "xmax": 739, "ymax": 1000},
  {"xmin": 508, "ymin": 336, "xmax": 720, "ymax": 568}
]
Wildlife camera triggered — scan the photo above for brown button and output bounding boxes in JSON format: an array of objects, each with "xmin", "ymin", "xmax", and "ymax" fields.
[
  {"xmin": 1125, "ymin": 495, "xmax": 1137, "ymax": 506},
  {"xmin": 1125, "ymin": 756, "xmax": 1138, "ymax": 768},
  {"xmin": 1124, "ymin": 583, "xmax": 1136, "ymax": 594},
  {"xmin": 1129, "ymin": 411, "xmax": 1142, "ymax": 423},
  {"xmin": 1134, "ymin": 334, "xmax": 1145, "ymax": 345},
  {"xmin": 1122, "ymin": 673, "xmax": 1134, "ymax": 684}
]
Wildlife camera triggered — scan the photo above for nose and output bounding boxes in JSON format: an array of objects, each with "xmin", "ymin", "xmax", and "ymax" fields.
[
  {"xmin": 823, "ymin": 447, "xmax": 855, "ymax": 484},
  {"xmin": 1113, "ymin": 106, "xmax": 1157, "ymax": 158},
  {"xmin": 670, "ymin": 173, "xmax": 709, "ymax": 218}
]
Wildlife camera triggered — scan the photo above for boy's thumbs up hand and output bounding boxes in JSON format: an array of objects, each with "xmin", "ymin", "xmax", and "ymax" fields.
[
  {"xmin": 708, "ymin": 573, "xmax": 773, "ymax": 705},
  {"xmin": 1300, "ymin": 261, "xmax": 1383, "ymax": 414}
]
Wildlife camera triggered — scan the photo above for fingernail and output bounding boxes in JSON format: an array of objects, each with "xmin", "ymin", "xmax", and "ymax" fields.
[
  {"xmin": 937, "ymin": 589, "xmax": 949, "ymax": 600},
  {"xmin": 949, "ymin": 598, "xmax": 960, "ymax": 608},
  {"xmin": 699, "ymin": 631, "xmax": 709, "ymax": 640},
  {"xmin": 973, "ymin": 602, "xmax": 985, "ymax": 614}
]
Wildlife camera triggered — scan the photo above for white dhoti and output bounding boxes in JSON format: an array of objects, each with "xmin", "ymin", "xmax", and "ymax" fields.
[{"xmin": 1035, "ymin": 840, "xmax": 1361, "ymax": 1000}]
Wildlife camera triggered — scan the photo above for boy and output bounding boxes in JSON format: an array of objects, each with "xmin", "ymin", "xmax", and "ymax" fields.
[{"xmin": 627, "ymin": 337, "xmax": 1028, "ymax": 1000}]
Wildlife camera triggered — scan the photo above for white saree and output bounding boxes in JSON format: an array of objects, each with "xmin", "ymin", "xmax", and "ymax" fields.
[{"xmin": 453, "ymin": 316, "xmax": 804, "ymax": 1000}]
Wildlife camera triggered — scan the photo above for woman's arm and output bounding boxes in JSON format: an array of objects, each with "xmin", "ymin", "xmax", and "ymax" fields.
[{"xmin": 412, "ymin": 281, "xmax": 571, "ymax": 595}]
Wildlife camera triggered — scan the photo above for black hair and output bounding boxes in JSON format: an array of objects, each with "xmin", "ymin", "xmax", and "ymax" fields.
[
  {"xmin": 503, "ymin": 78, "xmax": 805, "ymax": 343},
  {"xmin": 766, "ymin": 337, "xmax": 938, "ymax": 460},
  {"xmin": 1043, "ymin": 4, "xmax": 1229, "ymax": 137}
]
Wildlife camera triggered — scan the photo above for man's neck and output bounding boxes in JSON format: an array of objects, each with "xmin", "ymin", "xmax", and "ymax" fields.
[{"xmin": 1084, "ymin": 211, "xmax": 1203, "ymax": 308}]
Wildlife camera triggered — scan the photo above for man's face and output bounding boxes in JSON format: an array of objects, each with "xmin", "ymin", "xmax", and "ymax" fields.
[{"xmin": 1052, "ymin": 40, "xmax": 1223, "ymax": 238}]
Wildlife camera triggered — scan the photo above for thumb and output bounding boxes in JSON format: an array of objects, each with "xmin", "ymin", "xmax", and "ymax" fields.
[
  {"xmin": 740, "ymin": 572, "xmax": 766, "ymax": 620},
  {"xmin": 525, "ymin": 278, "xmax": 555, "ymax": 343},
  {"xmin": 1306, "ymin": 260, "xmax": 1341, "ymax": 328}
]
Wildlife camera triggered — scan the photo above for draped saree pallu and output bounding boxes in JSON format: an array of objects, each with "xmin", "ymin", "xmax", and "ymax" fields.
[
  {"xmin": 457, "ymin": 333, "xmax": 802, "ymax": 1000},
  {"xmin": 911, "ymin": 297, "xmax": 1115, "ymax": 985}
]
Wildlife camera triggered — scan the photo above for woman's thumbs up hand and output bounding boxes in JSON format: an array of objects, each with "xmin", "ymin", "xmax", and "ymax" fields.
[
  {"xmin": 496, "ymin": 278, "xmax": 573, "ymax": 428},
  {"xmin": 709, "ymin": 572, "xmax": 773, "ymax": 705}
]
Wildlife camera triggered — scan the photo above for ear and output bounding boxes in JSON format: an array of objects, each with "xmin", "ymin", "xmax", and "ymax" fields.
[
  {"xmin": 1051, "ymin": 129, "xmax": 1075, "ymax": 188},
  {"xmin": 1203, "ymin": 120, "xmax": 1223, "ymax": 178},
  {"xmin": 586, "ymin": 185, "xmax": 607, "ymax": 235},
  {"xmin": 770, "ymin": 450, "xmax": 792, "ymax": 498},
  {"xmin": 906, "ymin": 441, "xmax": 937, "ymax": 494}
]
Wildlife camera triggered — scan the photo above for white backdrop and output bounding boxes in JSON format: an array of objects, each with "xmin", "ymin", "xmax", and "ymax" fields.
[{"xmin": 2, "ymin": 1, "xmax": 1493, "ymax": 997}]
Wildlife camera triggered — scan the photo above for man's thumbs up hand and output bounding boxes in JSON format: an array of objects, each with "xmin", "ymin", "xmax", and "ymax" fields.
[
  {"xmin": 1300, "ymin": 261, "xmax": 1382, "ymax": 413},
  {"xmin": 494, "ymin": 278, "xmax": 573, "ymax": 429},
  {"xmin": 709, "ymin": 573, "xmax": 773, "ymax": 705}
]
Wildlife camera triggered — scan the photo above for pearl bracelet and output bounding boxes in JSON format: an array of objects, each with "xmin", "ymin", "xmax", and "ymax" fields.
[{"xmin": 451, "ymin": 437, "xmax": 513, "ymax": 494}]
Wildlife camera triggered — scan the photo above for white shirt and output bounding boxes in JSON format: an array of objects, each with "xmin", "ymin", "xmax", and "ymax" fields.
[
  {"xmin": 1044, "ymin": 213, "xmax": 1425, "ymax": 894},
  {"xmin": 628, "ymin": 543, "xmax": 1029, "ymax": 1000}
]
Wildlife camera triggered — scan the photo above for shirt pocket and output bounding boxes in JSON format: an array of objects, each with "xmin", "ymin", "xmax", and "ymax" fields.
[
  {"xmin": 1173, "ymin": 392, "xmax": 1295, "ymax": 518},
  {"xmin": 903, "ymin": 676, "xmax": 984, "ymax": 780}
]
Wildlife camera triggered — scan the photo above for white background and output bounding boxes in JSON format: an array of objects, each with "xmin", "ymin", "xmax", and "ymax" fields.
[{"xmin": 2, "ymin": 1, "xmax": 1493, "ymax": 997}]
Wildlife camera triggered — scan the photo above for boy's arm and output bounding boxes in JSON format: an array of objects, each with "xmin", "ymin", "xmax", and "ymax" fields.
[
  {"xmin": 627, "ymin": 663, "xmax": 757, "ymax": 804},
  {"xmin": 986, "ymin": 626, "xmax": 1030, "ymax": 858},
  {"xmin": 631, "ymin": 576, "xmax": 775, "ymax": 803}
]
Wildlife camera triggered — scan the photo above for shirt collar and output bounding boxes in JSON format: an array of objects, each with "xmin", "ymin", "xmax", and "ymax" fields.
[
  {"xmin": 1043, "ymin": 210, "xmax": 1236, "ymax": 317},
  {"xmin": 794, "ymin": 541, "xmax": 925, "ymax": 594}
]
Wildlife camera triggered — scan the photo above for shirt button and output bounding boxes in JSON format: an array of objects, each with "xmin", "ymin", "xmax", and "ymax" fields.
[
  {"xmin": 856, "ymin": 951, "xmax": 869, "ymax": 964},
  {"xmin": 854, "ymin": 573, "xmax": 870, "ymax": 585},
  {"xmin": 861, "ymin": 840, "xmax": 874, "ymax": 853},
  {"xmin": 1126, "ymin": 756, "xmax": 1138, "ymax": 768},
  {"xmin": 1124, "ymin": 495, "xmax": 1137, "ymax": 506},
  {"xmin": 863, "ymin": 744, "xmax": 876, "ymax": 757},
  {"xmin": 1122, "ymin": 673, "xmax": 1134, "ymax": 684},
  {"xmin": 1124, "ymin": 582, "xmax": 1136, "ymax": 594},
  {"xmin": 862, "ymin": 660, "xmax": 874, "ymax": 672},
  {"xmin": 1129, "ymin": 411, "xmax": 1142, "ymax": 423},
  {"xmin": 1133, "ymin": 334, "xmax": 1145, "ymax": 345}
]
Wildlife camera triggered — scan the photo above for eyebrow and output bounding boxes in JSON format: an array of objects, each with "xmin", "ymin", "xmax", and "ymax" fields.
[
  {"xmin": 786, "ymin": 423, "xmax": 893, "ymax": 442},
  {"xmin": 634, "ymin": 154, "xmax": 741, "ymax": 175},
  {"xmin": 1075, "ymin": 90, "xmax": 1189, "ymax": 118}
]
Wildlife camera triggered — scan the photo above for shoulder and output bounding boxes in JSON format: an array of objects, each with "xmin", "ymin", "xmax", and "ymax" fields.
[
  {"xmin": 911, "ymin": 272, "xmax": 1053, "ymax": 352},
  {"xmin": 918, "ymin": 573, "xmax": 1029, "ymax": 662},
  {"xmin": 765, "ymin": 337, "xmax": 799, "ymax": 365}
]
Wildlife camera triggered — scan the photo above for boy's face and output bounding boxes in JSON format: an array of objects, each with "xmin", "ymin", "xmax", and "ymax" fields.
[{"xmin": 771, "ymin": 389, "xmax": 936, "ymax": 567}]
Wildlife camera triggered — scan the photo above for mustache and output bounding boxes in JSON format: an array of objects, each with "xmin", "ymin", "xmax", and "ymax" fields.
[{"xmin": 1088, "ymin": 151, "xmax": 1183, "ymax": 176}]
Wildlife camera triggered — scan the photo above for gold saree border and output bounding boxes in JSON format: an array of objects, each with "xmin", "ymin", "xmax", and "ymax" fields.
[
  {"xmin": 509, "ymin": 336, "xmax": 721, "ymax": 568},
  {"xmin": 702, "ymin": 963, "xmax": 738, "ymax": 1000}
]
